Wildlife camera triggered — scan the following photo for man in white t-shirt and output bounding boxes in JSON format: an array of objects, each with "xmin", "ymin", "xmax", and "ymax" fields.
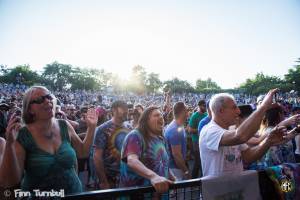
[{"xmin": 199, "ymin": 89, "xmax": 287, "ymax": 176}]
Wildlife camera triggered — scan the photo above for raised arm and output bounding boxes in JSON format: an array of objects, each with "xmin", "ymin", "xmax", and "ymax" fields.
[
  {"xmin": 278, "ymin": 114, "xmax": 300, "ymax": 127},
  {"xmin": 220, "ymin": 89, "xmax": 279, "ymax": 146},
  {"xmin": 0, "ymin": 114, "xmax": 25, "ymax": 187},
  {"xmin": 246, "ymin": 133, "xmax": 268, "ymax": 146},
  {"xmin": 68, "ymin": 108, "xmax": 98, "ymax": 158},
  {"xmin": 242, "ymin": 126, "xmax": 287, "ymax": 164}
]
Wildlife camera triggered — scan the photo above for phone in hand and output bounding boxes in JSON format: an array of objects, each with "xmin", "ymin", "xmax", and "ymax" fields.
[{"xmin": 273, "ymin": 92, "xmax": 279, "ymax": 103}]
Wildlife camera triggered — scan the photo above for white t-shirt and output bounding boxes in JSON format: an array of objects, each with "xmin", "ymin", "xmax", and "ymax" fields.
[
  {"xmin": 295, "ymin": 135, "xmax": 300, "ymax": 155},
  {"xmin": 199, "ymin": 120, "xmax": 248, "ymax": 176}
]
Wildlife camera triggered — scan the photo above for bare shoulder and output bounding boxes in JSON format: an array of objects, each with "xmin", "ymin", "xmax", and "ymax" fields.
[
  {"xmin": 0, "ymin": 137, "xmax": 5, "ymax": 148},
  {"xmin": 60, "ymin": 119, "xmax": 76, "ymax": 140}
]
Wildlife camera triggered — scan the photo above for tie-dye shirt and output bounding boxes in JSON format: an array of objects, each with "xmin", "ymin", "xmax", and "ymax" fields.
[
  {"xmin": 248, "ymin": 127, "xmax": 296, "ymax": 170},
  {"xmin": 93, "ymin": 120, "xmax": 131, "ymax": 187},
  {"xmin": 119, "ymin": 130, "xmax": 170, "ymax": 187}
]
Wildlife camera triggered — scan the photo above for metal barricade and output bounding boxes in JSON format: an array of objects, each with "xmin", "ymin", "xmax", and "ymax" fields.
[{"xmin": 64, "ymin": 178, "xmax": 202, "ymax": 200}]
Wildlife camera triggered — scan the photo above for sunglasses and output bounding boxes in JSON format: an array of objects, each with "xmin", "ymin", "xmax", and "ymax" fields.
[{"xmin": 29, "ymin": 94, "xmax": 53, "ymax": 105}]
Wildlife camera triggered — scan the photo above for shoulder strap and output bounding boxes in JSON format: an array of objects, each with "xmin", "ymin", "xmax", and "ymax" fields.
[
  {"xmin": 16, "ymin": 126, "xmax": 34, "ymax": 151},
  {"xmin": 58, "ymin": 119, "xmax": 71, "ymax": 143}
]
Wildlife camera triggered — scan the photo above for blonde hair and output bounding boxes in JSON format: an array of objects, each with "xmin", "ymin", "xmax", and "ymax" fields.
[{"xmin": 22, "ymin": 86, "xmax": 56, "ymax": 124}]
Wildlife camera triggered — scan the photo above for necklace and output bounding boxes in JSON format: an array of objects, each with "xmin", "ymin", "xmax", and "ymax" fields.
[{"xmin": 44, "ymin": 131, "xmax": 54, "ymax": 139}]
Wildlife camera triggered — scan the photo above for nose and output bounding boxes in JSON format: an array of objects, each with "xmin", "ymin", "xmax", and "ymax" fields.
[
  {"xmin": 236, "ymin": 107, "xmax": 241, "ymax": 115},
  {"xmin": 44, "ymin": 97, "xmax": 52, "ymax": 104},
  {"xmin": 160, "ymin": 115, "xmax": 165, "ymax": 124}
]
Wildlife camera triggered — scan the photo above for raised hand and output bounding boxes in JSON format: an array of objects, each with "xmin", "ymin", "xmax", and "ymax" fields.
[
  {"xmin": 266, "ymin": 126, "xmax": 287, "ymax": 146},
  {"xmin": 5, "ymin": 113, "xmax": 22, "ymax": 145},
  {"xmin": 85, "ymin": 108, "xmax": 98, "ymax": 128},
  {"xmin": 260, "ymin": 88, "xmax": 279, "ymax": 110},
  {"xmin": 281, "ymin": 127, "xmax": 300, "ymax": 143},
  {"xmin": 279, "ymin": 114, "xmax": 300, "ymax": 127}
]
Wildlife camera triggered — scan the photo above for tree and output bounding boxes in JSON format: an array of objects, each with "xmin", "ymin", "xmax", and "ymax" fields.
[
  {"xmin": 108, "ymin": 74, "xmax": 126, "ymax": 93},
  {"xmin": 42, "ymin": 61, "xmax": 74, "ymax": 90},
  {"xmin": 95, "ymin": 69, "xmax": 111, "ymax": 89},
  {"xmin": 239, "ymin": 72, "xmax": 284, "ymax": 95},
  {"xmin": 70, "ymin": 68, "xmax": 111, "ymax": 91},
  {"xmin": 70, "ymin": 68, "xmax": 94, "ymax": 90},
  {"xmin": 128, "ymin": 65, "xmax": 147, "ymax": 94},
  {"xmin": 164, "ymin": 78, "xmax": 194, "ymax": 93},
  {"xmin": 284, "ymin": 58, "xmax": 300, "ymax": 93},
  {"xmin": 0, "ymin": 64, "xmax": 41, "ymax": 85},
  {"xmin": 195, "ymin": 78, "xmax": 221, "ymax": 93},
  {"xmin": 0, "ymin": 65, "xmax": 9, "ymax": 77},
  {"xmin": 146, "ymin": 73, "xmax": 162, "ymax": 93}
]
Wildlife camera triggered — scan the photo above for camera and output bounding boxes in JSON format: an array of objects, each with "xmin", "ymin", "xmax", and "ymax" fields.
[{"xmin": 273, "ymin": 91, "xmax": 281, "ymax": 103}]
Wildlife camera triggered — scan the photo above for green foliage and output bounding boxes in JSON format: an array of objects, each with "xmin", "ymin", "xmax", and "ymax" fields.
[
  {"xmin": 195, "ymin": 78, "xmax": 221, "ymax": 93},
  {"xmin": 239, "ymin": 72, "xmax": 285, "ymax": 95},
  {"xmin": 1, "ymin": 58, "xmax": 299, "ymax": 94},
  {"xmin": 284, "ymin": 58, "xmax": 300, "ymax": 92},
  {"xmin": 108, "ymin": 74, "xmax": 125, "ymax": 93},
  {"xmin": 146, "ymin": 73, "xmax": 162, "ymax": 93},
  {"xmin": 0, "ymin": 65, "xmax": 9, "ymax": 76},
  {"xmin": 163, "ymin": 78, "xmax": 194, "ymax": 93},
  {"xmin": 127, "ymin": 65, "xmax": 147, "ymax": 94},
  {"xmin": 0, "ymin": 64, "xmax": 41, "ymax": 85},
  {"xmin": 70, "ymin": 68, "xmax": 110, "ymax": 90},
  {"xmin": 41, "ymin": 61, "xmax": 114, "ymax": 91},
  {"xmin": 42, "ymin": 61, "xmax": 74, "ymax": 90}
]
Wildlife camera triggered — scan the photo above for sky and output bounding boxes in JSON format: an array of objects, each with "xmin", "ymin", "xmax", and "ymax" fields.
[{"xmin": 0, "ymin": 0, "xmax": 300, "ymax": 89}]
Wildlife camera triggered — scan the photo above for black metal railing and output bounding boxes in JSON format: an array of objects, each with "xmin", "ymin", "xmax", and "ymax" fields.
[{"xmin": 64, "ymin": 178, "xmax": 202, "ymax": 200}]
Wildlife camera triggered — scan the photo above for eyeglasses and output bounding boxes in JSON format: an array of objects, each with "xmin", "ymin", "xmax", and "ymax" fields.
[{"xmin": 29, "ymin": 94, "xmax": 53, "ymax": 105}]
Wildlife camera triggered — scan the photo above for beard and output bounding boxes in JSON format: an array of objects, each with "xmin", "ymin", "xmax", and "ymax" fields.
[
  {"xmin": 117, "ymin": 113, "xmax": 128, "ymax": 122},
  {"xmin": 148, "ymin": 125, "xmax": 163, "ymax": 136}
]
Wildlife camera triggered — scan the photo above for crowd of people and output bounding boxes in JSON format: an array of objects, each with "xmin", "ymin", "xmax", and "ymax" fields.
[{"xmin": 0, "ymin": 83, "xmax": 300, "ymax": 199}]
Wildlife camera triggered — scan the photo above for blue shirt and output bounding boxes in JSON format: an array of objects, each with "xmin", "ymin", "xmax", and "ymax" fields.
[
  {"xmin": 198, "ymin": 116, "xmax": 211, "ymax": 135},
  {"xmin": 164, "ymin": 120, "xmax": 187, "ymax": 169}
]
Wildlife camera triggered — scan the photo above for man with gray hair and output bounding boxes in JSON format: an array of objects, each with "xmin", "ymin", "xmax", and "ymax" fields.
[{"xmin": 199, "ymin": 89, "xmax": 288, "ymax": 176}]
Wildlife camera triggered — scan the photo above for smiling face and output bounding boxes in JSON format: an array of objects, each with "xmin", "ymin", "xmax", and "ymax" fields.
[
  {"xmin": 147, "ymin": 108, "xmax": 164, "ymax": 136},
  {"xmin": 28, "ymin": 88, "xmax": 55, "ymax": 122}
]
